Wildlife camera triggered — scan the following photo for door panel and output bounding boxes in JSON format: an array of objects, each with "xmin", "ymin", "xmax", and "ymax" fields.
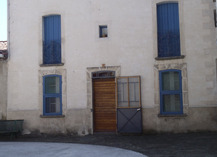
[
  {"xmin": 117, "ymin": 108, "xmax": 142, "ymax": 133},
  {"xmin": 93, "ymin": 78, "xmax": 116, "ymax": 132}
]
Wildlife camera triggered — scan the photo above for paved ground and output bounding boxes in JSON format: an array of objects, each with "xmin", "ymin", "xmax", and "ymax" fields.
[
  {"xmin": 0, "ymin": 142, "xmax": 146, "ymax": 157},
  {"xmin": 1, "ymin": 132, "xmax": 217, "ymax": 157}
]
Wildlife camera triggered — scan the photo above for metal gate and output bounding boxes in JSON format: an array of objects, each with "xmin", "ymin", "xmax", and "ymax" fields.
[{"xmin": 116, "ymin": 76, "xmax": 142, "ymax": 133}]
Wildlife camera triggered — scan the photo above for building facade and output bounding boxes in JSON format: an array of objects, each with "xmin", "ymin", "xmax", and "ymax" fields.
[{"xmin": 2, "ymin": 0, "xmax": 217, "ymax": 135}]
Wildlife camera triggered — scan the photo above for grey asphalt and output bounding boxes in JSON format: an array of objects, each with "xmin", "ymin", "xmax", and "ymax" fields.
[{"xmin": 0, "ymin": 142, "xmax": 147, "ymax": 157}]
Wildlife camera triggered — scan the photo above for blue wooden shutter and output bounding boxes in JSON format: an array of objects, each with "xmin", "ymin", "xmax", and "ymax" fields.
[
  {"xmin": 43, "ymin": 15, "xmax": 61, "ymax": 64},
  {"xmin": 157, "ymin": 3, "xmax": 180, "ymax": 57}
]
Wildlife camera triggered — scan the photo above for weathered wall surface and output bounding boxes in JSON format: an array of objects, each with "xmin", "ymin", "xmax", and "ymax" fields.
[
  {"xmin": 7, "ymin": 0, "xmax": 217, "ymax": 135},
  {"xmin": 0, "ymin": 62, "xmax": 7, "ymax": 120}
]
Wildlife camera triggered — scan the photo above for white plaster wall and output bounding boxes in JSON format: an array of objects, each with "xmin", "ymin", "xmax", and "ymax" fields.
[
  {"xmin": 8, "ymin": 0, "xmax": 155, "ymax": 111},
  {"xmin": 184, "ymin": 0, "xmax": 217, "ymax": 107},
  {"xmin": 7, "ymin": 0, "xmax": 217, "ymax": 133}
]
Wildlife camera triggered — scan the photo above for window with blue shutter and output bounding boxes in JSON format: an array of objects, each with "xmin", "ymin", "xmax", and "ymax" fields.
[
  {"xmin": 43, "ymin": 75, "xmax": 62, "ymax": 115},
  {"xmin": 157, "ymin": 3, "xmax": 181, "ymax": 58},
  {"xmin": 159, "ymin": 70, "xmax": 183, "ymax": 115},
  {"xmin": 43, "ymin": 15, "xmax": 61, "ymax": 64}
]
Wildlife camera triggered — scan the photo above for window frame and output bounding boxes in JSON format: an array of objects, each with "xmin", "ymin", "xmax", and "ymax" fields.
[
  {"xmin": 43, "ymin": 75, "xmax": 62, "ymax": 116},
  {"xmin": 116, "ymin": 76, "xmax": 141, "ymax": 109},
  {"xmin": 159, "ymin": 69, "xmax": 183, "ymax": 115},
  {"xmin": 42, "ymin": 14, "xmax": 62, "ymax": 65},
  {"xmin": 157, "ymin": 2, "xmax": 181, "ymax": 58}
]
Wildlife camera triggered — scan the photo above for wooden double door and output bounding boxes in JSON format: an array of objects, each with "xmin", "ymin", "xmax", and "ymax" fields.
[{"xmin": 93, "ymin": 78, "xmax": 116, "ymax": 132}]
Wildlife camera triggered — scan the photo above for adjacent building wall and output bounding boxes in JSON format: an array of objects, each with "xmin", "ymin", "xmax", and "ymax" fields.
[
  {"xmin": 7, "ymin": 0, "xmax": 217, "ymax": 135},
  {"xmin": 0, "ymin": 62, "xmax": 7, "ymax": 120},
  {"xmin": 0, "ymin": 42, "xmax": 8, "ymax": 120}
]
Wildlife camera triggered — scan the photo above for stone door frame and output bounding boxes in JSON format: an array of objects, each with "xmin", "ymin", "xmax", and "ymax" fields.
[{"xmin": 86, "ymin": 66, "xmax": 121, "ymax": 134}]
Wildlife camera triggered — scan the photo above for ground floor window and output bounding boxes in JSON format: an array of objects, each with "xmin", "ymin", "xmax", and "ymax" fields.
[
  {"xmin": 43, "ymin": 75, "xmax": 62, "ymax": 115},
  {"xmin": 117, "ymin": 76, "xmax": 141, "ymax": 108},
  {"xmin": 159, "ymin": 70, "xmax": 183, "ymax": 115}
]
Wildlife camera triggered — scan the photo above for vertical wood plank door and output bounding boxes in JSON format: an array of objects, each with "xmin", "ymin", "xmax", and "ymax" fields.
[{"xmin": 93, "ymin": 78, "xmax": 116, "ymax": 132}]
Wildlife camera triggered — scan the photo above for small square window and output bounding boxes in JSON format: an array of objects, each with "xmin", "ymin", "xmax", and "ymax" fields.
[{"xmin": 99, "ymin": 25, "xmax": 108, "ymax": 38}]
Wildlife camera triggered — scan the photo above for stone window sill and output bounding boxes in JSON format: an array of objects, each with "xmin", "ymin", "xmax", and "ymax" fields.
[
  {"xmin": 158, "ymin": 114, "xmax": 187, "ymax": 118},
  {"xmin": 155, "ymin": 55, "xmax": 185, "ymax": 61},
  {"xmin": 40, "ymin": 63, "xmax": 64, "ymax": 67},
  {"xmin": 40, "ymin": 115, "xmax": 65, "ymax": 118}
]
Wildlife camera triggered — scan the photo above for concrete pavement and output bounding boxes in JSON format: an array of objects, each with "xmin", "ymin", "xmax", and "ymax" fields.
[{"xmin": 0, "ymin": 142, "xmax": 147, "ymax": 157}]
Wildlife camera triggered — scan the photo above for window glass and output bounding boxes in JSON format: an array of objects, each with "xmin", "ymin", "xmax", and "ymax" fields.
[
  {"xmin": 43, "ymin": 75, "xmax": 62, "ymax": 115},
  {"xmin": 163, "ymin": 94, "xmax": 181, "ymax": 112},
  {"xmin": 162, "ymin": 71, "xmax": 179, "ymax": 91},
  {"xmin": 45, "ymin": 97, "xmax": 60, "ymax": 113},
  {"xmin": 160, "ymin": 70, "xmax": 183, "ymax": 114},
  {"xmin": 45, "ymin": 76, "xmax": 60, "ymax": 94}
]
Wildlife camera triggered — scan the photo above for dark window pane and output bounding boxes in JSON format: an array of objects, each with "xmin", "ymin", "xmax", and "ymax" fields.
[
  {"xmin": 99, "ymin": 25, "xmax": 108, "ymax": 38},
  {"xmin": 92, "ymin": 73, "xmax": 97, "ymax": 78},
  {"xmin": 162, "ymin": 71, "xmax": 179, "ymax": 91},
  {"xmin": 163, "ymin": 94, "xmax": 181, "ymax": 112},
  {"xmin": 98, "ymin": 72, "xmax": 108, "ymax": 77},
  {"xmin": 92, "ymin": 71, "xmax": 115, "ymax": 78}
]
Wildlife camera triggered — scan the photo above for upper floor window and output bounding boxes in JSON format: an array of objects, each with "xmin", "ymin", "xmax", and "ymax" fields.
[
  {"xmin": 157, "ymin": 3, "xmax": 181, "ymax": 58},
  {"xmin": 43, "ymin": 15, "xmax": 61, "ymax": 64},
  {"xmin": 159, "ymin": 70, "xmax": 183, "ymax": 115},
  {"xmin": 43, "ymin": 75, "xmax": 62, "ymax": 115},
  {"xmin": 99, "ymin": 25, "xmax": 108, "ymax": 38}
]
